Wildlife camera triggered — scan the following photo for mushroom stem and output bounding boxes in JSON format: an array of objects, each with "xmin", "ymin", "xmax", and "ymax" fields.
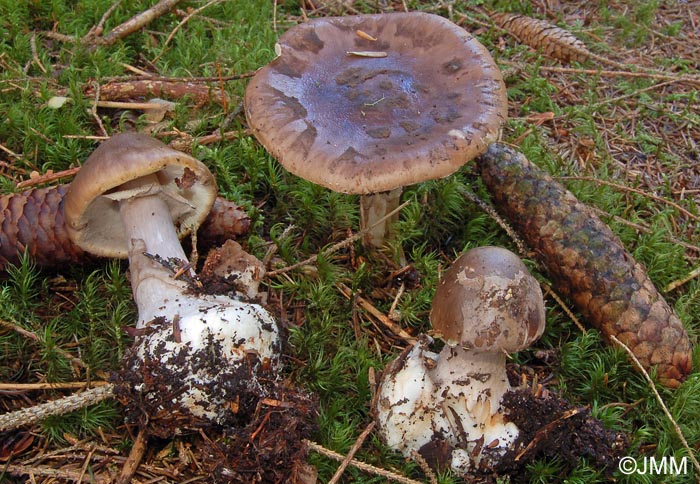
[
  {"xmin": 118, "ymin": 174, "xmax": 193, "ymax": 326},
  {"xmin": 360, "ymin": 187, "xmax": 402, "ymax": 247},
  {"xmin": 431, "ymin": 345, "xmax": 511, "ymax": 418},
  {"xmin": 119, "ymin": 175, "xmax": 189, "ymax": 262},
  {"xmin": 373, "ymin": 338, "xmax": 520, "ymax": 473}
]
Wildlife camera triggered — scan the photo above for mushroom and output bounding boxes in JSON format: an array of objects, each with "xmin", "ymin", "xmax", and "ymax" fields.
[
  {"xmin": 374, "ymin": 246, "xmax": 545, "ymax": 474},
  {"xmin": 64, "ymin": 133, "xmax": 281, "ymax": 427},
  {"xmin": 245, "ymin": 12, "xmax": 507, "ymax": 247}
]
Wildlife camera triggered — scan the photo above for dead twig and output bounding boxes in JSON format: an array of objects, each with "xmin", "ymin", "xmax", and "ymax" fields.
[
  {"xmin": 328, "ymin": 422, "xmax": 375, "ymax": 484},
  {"xmin": 587, "ymin": 205, "xmax": 700, "ymax": 254},
  {"xmin": 90, "ymin": 0, "xmax": 182, "ymax": 47},
  {"xmin": 86, "ymin": 79, "xmax": 229, "ymax": 106},
  {"xmin": 84, "ymin": 0, "xmax": 123, "ymax": 41},
  {"xmin": 89, "ymin": 82, "xmax": 108, "ymax": 137},
  {"xmin": 541, "ymin": 283, "xmax": 587, "ymax": 334},
  {"xmin": 337, "ymin": 282, "xmax": 416, "ymax": 344},
  {"xmin": 15, "ymin": 167, "xmax": 81, "ymax": 189},
  {"xmin": 409, "ymin": 451, "xmax": 438, "ymax": 484},
  {"xmin": 40, "ymin": 0, "xmax": 181, "ymax": 49},
  {"xmin": 304, "ymin": 439, "xmax": 425, "ymax": 484},
  {"xmin": 152, "ymin": 0, "xmax": 224, "ymax": 63},
  {"xmin": 459, "ymin": 186, "xmax": 528, "ymax": 258},
  {"xmin": 265, "ymin": 200, "xmax": 412, "ymax": 278},
  {"xmin": 0, "ymin": 142, "xmax": 22, "ymax": 160},
  {"xmin": 0, "ymin": 381, "xmax": 108, "ymax": 391},
  {"xmin": 557, "ymin": 176, "xmax": 700, "ymax": 224},
  {"xmin": 3, "ymin": 463, "xmax": 112, "ymax": 484},
  {"xmin": 0, "ymin": 318, "xmax": 87, "ymax": 369},
  {"xmin": 29, "ymin": 33, "xmax": 47, "ymax": 74},
  {"xmin": 100, "ymin": 71, "xmax": 258, "ymax": 84},
  {"xmin": 0, "ymin": 384, "xmax": 115, "ymax": 432},
  {"xmin": 387, "ymin": 282, "xmax": 405, "ymax": 322},
  {"xmin": 115, "ymin": 426, "xmax": 149, "ymax": 484},
  {"xmin": 538, "ymin": 65, "xmax": 700, "ymax": 87},
  {"xmin": 590, "ymin": 79, "xmax": 682, "ymax": 109},
  {"xmin": 515, "ymin": 407, "xmax": 586, "ymax": 461},
  {"xmin": 665, "ymin": 266, "xmax": 700, "ymax": 292}
]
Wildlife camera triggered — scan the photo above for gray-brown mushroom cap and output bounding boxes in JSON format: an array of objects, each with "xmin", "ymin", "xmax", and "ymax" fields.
[
  {"xmin": 244, "ymin": 12, "xmax": 507, "ymax": 195},
  {"xmin": 430, "ymin": 246, "xmax": 545, "ymax": 352},
  {"xmin": 64, "ymin": 133, "xmax": 217, "ymax": 258}
]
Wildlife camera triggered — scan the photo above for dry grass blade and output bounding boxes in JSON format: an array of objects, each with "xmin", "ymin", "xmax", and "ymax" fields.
[{"xmin": 609, "ymin": 335, "xmax": 700, "ymax": 479}]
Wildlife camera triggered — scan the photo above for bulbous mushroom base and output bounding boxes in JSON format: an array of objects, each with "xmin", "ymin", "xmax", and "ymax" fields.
[
  {"xmin": 374, "ymin": 337, "xmax": 519, "ymax": 474},
  {"xmin": 112, "ymin": 301, "xmax": 281, "ymax": 437},
  {"xmin": 374, "ymin": 337, "xmax": 630, "ymax": 478}
]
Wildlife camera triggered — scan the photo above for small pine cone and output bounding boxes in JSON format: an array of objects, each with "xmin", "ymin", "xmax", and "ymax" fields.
[{"xmin": 493, "ymin": 12, "xmax": 592, "ymax": 63}]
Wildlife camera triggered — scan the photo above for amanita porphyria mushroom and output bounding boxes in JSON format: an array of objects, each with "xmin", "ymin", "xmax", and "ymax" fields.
[
  {"xmin": 245, "ymin": 12, "xmax": 507, "ymax": 247},
  {"xmin": 64, "ymin": 133, "xmax": 281, "ymax": 428},
  {"xmin": 374, "ymin": 246, "xmax": 545, "ymax": 474}
]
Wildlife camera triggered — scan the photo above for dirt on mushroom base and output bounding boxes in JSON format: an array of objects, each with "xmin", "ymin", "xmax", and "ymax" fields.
[
  {"xmin": 415, "ymin": 386, "xmax": 628, "ymax": 480},
  {"xmin": 500, "ymin": 388, "xmax": 629, "ymax": 476},
  {"xmin": 111, "ymin": 319, "xmax": 318, "ymax": 482}
]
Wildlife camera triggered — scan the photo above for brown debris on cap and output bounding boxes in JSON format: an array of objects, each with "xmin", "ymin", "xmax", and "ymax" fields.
[
  {"xmin": 430, "ymin": 246, "xmax": 546, "ymax": 352},
  {"xmin": 245, "ymin": 12, "xmax": 507, "ymax": 195},
  {"xmin": 64, "ymin": 132, "xmax": 217, "ymax": 258}
]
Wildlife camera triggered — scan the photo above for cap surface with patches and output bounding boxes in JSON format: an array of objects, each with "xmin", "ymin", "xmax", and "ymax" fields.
[
  {"xmin": 430, "ymin": 245, "xmax": 546, "ymax": 351},
  {"xmin": 245, "ymin": 11, "xmax": 507, "ymax": 195}
]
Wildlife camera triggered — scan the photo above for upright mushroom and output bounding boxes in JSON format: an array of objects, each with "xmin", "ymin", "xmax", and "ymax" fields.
[
  {"xmin": 245, "ymin": 12, "xmax": 507, "ymax": 247},
  {"xmin": 64, "ymin": 133, "xmax": 280, "ymax": 429},
  {"xmin": 374, "ymin": 246, "xmax": 545, "ymax": 474}
]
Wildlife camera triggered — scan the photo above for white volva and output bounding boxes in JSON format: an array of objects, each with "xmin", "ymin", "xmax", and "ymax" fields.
[{"xmin": 374, "ymin": 337, "xmax": 519, "ymax": 472}]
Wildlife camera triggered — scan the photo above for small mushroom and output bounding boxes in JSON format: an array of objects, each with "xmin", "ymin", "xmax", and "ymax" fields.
[
  {"xmin": 245, "ymin": 12, "xmax": 507, "ymax": 247},
  {"xmin": 374, "ymin": 246, "xmax": 545, "ymax": 474},
  {"xmin": 64, "ymin": 133, "xmax": 281, "ymax": 427}
]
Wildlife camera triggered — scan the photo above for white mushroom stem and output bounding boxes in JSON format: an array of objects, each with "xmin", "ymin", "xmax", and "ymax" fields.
[
  {"xmin": 118, "ymin": 175, "xmax": 193, "ymax": 326},
  {"xmin": 116, "ymin": 174, "xmax": 281, "ymax": 424},
  {"xmin": 360, "ymin": 187, "xmax": 402, "ymax": 248},
  {"xmin": 375, "ymin": 338, "xmax": 519, "ymax": 473},
  {"xmin": 431, "ymin": 345, "xmax": 512, "ymax": 418}
]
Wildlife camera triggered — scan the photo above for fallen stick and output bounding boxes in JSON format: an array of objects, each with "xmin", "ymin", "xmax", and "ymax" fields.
[
  {"xmin": 87, "ymin": 0, "xmax": 182, "ymax": 47},
  {"xmin": 0, "ymin": 383, "xmax": 115, "ymax": 432}
]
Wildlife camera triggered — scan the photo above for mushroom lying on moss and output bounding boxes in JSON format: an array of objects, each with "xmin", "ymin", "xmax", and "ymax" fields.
[
  {"xmin": 64, "ymin": 133, "xmax": 281, "ymax": 431},
  {"xmin": 374, "ymin": 246, "xmax": 545, "ymax": 473}
]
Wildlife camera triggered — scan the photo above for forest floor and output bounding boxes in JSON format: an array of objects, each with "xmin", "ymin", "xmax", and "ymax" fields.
[{"xmin": 0, "ymin": 0, "xmax": 699, "ymax": 483}]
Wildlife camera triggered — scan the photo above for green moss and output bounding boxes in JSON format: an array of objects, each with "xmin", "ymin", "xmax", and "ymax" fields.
[{"xmin": 0, "ymin": 0, "xmax": 698, "ymax": 482}]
